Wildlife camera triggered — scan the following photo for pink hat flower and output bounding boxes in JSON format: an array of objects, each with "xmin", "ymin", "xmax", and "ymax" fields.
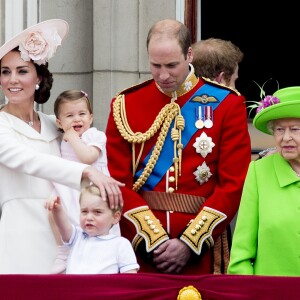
[{"xmin": 19, "ymin": 28, "xmax": 62, "ymax": 65}]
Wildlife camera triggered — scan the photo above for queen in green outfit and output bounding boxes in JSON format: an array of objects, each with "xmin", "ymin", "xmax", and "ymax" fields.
[{"xmin": 228, "ymin": 86, "xmax": 300, "ymax": 276}]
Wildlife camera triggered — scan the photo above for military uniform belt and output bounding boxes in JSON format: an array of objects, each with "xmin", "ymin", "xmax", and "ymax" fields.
[{"xmin": 140, "ymin": 191, "xmax": 205, "ymax": 214}]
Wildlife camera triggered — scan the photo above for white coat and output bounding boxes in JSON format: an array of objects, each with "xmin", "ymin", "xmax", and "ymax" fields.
[{"xmin": 0, "ymin": 111, "xmax": 86, "ymax": 274}]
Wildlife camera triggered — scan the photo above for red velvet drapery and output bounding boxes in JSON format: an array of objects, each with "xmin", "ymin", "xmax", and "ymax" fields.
[{"xmin": 1, "ymin": 273, "xmax": 300, "ymax": 300}]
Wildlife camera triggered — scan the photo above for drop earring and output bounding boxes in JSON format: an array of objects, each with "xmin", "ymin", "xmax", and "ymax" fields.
[{"xmin": 35, "ymin": 84, "xmax": 40, "ymax": 90}]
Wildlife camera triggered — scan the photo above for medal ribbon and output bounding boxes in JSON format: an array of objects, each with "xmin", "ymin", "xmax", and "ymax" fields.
[{"xmin": 135, "ymin": 83, "xmax": 230, "ymax": 190}]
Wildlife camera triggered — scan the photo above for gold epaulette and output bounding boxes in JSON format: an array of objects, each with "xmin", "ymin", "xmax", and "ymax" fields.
[
  {"xmin": 124, "ymin": 206, "xmax": 169, "ymax": 252},
  {"xmin": 115, "ymin": 79, "xmax": 154, "ymax": 97},
  {"xmin": 201, "ymin": 77, "xmax": 241, "ymax": 96},
  {"xmin": 180, "ymin": 206, "xmax": 226, "ymax": 255}
]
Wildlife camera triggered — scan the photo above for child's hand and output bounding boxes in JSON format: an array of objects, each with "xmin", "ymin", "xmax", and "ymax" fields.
[
  {"xmin": 63, "ymin": 127, "xmax": 79, "ymax": 142},
  {"xmin": 44, "ymin": 196, "xmax": 61, "ymax": 211}
]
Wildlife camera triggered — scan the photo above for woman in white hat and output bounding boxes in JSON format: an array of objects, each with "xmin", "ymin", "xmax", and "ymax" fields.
[
  {"xmin": 0, "ymin": 19, "xmax": 124, "ymax": 274},
  {"xmin": 228, "ymin": 86, "xmax": 300, "ymax": 276}
]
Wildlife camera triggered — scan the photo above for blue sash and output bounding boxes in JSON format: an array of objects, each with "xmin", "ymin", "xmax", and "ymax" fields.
[{"xmin": 135, "ymin": 83, "xmax": 230, "ymax": 190}]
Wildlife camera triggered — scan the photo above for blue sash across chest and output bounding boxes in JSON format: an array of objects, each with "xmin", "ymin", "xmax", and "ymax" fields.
[{"xmin": 135, "ymin": 83, "xmax": 230, "ymax": 190}]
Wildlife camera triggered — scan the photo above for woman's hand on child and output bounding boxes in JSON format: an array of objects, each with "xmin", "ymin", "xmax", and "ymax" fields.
[{"xmin": 82, "ymin": 167, "xmax": 125, "ymax": 209}]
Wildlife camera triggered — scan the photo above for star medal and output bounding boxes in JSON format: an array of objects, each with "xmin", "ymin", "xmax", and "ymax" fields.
[
  {"xmin": 193, "ymin": 132, "xmax": 215, "ymax": 158},
  {"xmin": 193, "ymin": 162, "xmax": 212, "ymax": 185},
  {"xmin": 195, "ymin": 106, "xmax": 204, "ymax": 129},
  {"xmin": 204, "ymin": 106, "xmax": 213, "ymax": 128}
]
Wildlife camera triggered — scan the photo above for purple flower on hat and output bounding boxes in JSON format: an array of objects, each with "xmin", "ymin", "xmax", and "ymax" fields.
[
  {"xmin": 255, "ymin": 95, "xmax": 280, "ymax": 113},
  {"xmin": 19, "ymin": 28, "xmax": 62, "ymax": 65},
  {"xmin": 247, "ymin": 79, "xmax": 280, "ymax": 116}
]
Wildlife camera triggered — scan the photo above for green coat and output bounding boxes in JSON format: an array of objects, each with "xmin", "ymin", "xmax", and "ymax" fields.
[{"xmin": 228, "ymin": 153, "xmax": 300, "ymax": 276}]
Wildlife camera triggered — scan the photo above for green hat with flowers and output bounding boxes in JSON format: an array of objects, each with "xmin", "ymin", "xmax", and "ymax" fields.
[{"xmin": 253, "ymin": 86, "xmax": 300, "ymax": 134}]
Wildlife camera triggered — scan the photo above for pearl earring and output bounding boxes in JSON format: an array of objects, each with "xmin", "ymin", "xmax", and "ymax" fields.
[{"xmin": 35, "ymin": 84, "xmax": 40, "ymax": 90}]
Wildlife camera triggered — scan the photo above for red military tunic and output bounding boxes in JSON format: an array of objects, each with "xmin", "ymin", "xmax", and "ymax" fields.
[{"xmin": 106, "ymin": 71, "xmax": 251, "ymax": 275}]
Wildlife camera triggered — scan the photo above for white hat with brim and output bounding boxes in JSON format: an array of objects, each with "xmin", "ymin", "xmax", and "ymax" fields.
[
  {"xmin": 253, "ymin": 86, "xmax": 300, "ymax": 135},
  {"xmin": 0, "ymin": 19, "xmax": 69, "ymax": 63}
]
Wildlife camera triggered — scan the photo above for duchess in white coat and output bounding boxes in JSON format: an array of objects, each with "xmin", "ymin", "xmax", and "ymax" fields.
[{"xmin": 0, "ymin": 19, "xmax": 124, "ymax": 274}]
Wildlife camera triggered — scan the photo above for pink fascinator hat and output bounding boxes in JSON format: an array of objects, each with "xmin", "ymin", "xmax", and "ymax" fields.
[{"xmin": 0, "ymin": 19, "xmax": 69, "ymax": 65}]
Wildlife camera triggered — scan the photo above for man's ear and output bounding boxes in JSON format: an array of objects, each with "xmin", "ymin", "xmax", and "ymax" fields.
[
  {"xmin": 215, "ymin": 72, "xmax": 224, "ymax": 84},
  {"xmin": 187, "ymin": 46, "xmax": 193, "ymax": 63}
]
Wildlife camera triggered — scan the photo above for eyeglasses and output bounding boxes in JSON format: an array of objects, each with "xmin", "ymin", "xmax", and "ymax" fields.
[{"xmin": 273, "ymin": 127, "xmax": 300, "ymax": 136}]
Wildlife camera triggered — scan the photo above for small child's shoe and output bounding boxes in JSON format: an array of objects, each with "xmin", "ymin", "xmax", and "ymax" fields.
[{"xmin": 51, "ymin": 245, "xmax": 69, "ymax": 274}]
